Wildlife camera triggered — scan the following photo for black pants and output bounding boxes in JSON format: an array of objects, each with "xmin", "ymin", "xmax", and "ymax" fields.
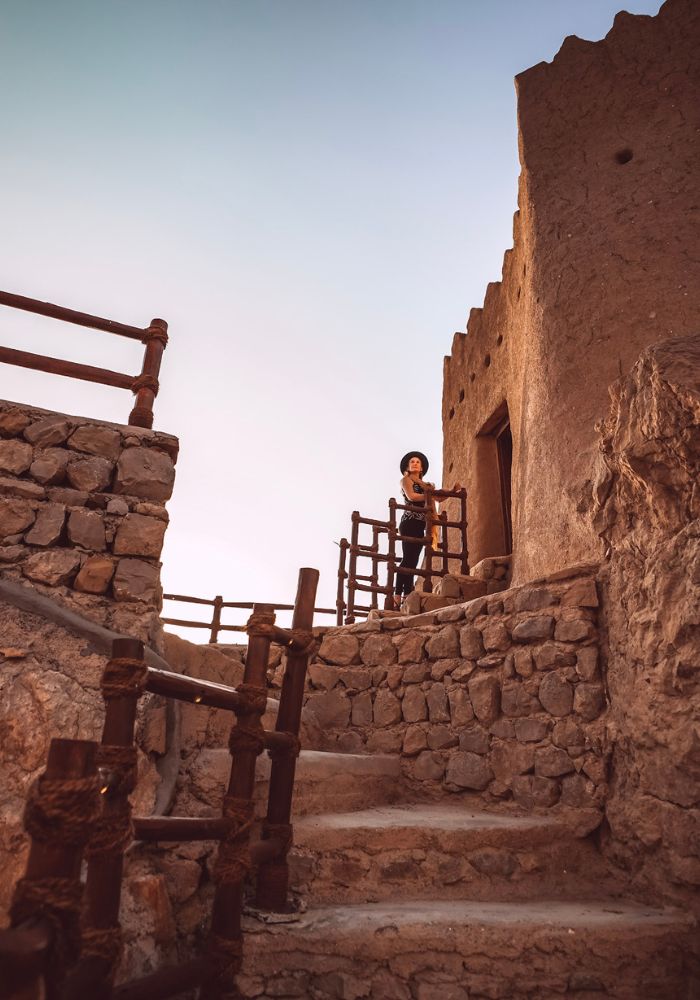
[{"xmin": 395, "ymin": 516, "xmax": 425, "ymax": 596}]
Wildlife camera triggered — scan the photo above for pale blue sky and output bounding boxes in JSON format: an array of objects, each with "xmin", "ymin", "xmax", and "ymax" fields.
[{"xmin": 0, "ymin": 0, "xmax": 662, "ymax": 633}]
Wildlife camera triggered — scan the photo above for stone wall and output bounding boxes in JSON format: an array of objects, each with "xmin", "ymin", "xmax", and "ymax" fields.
[
  {"xmin": 0, "ymin": 398, "xmax": 179, "ymax": 915},
  {"xmin": 298, "ymin": 567, "xmax": 607, "ymax": 822},
  {"xmin": 442, "ymin": 0, "xmax": 700, "ymax": 584},
  {"xmin": 591, "ymin": 334, "xmax": 700, "ymax": 914}
]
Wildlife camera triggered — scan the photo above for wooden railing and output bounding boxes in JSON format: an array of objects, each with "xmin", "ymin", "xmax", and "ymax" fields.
[
  {"xmin": 0, "ymin": 568, "xmax": 319, "ymax": 1000},
  {"xmin": 162, "ymin": 592, "xmax": 336, "ymax": 643},
  {"xmin": 0, "ymin": 289, "xmax": 168, "ymax": 429},
  {"xmin": 337, "ymin": 486, "xmax": 468, "ymax": 624}
]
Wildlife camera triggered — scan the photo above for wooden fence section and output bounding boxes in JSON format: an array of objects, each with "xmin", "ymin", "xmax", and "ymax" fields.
[
  {"xmin": 0, "ymin": 568, "xmax": 319, "ymax": 1000},
  {"xmin": 0, "ymin": 289, "xmax": 168, "ymax": 429},
  {"xmin": 337, "ymin": 486, "xmax": 468, "ymax": 624},
  {"xmin": 162, "ymin": 593, "xmax": 336, "ymax": 643}
]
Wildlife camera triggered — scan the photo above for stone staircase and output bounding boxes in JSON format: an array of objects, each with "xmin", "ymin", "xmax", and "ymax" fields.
[{"xmin": 235, "ymin": 749, "xmax": 695, "ymax": 1000}]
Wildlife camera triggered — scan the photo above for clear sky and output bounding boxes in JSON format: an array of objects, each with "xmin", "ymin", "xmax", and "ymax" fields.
[{"xmin": 1, "ymin": 0, "xmax": 662, "ymax": 635}]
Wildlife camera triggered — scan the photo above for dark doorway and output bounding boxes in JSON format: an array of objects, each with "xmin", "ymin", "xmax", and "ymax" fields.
[{"xmin": 495, "ymin": 417, "xmax": 513, "ymax": 554}]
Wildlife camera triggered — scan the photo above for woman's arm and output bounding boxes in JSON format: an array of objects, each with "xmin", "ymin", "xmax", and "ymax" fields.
[{"xmin": 401, "ymin": 475, "xmax": 426, "ymax": 502}]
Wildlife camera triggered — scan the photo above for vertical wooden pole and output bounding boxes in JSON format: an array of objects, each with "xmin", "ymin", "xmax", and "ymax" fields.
[
  {"xmin": 256, "ymin": 569, "xmax": 318, "ymax": 912},
  {"xmin": 460, "ymin": 488, "xmax": 469, "ymax": 574},
  {"xmin": 370, "ymin": 526, "xmax": 379, "ymax": 611},
  {"xmin": 441, "ymin": 510, "xmax": 449, "ymax": 576},
  {"xmin": 201, "ymin": 605, "xmax": 273, "ymax": 1000},
  {"xmin": 384, "ymin": 498, "xmax": 397, "ymax": 609},
  {"xmin": 209, "ymin": 596, "xmax": 224, "ymax": 644},
  {"xmin": 8, "ymin": 739, "xmax": 98, "ymax": 1000},
  {"xmin": 423, "ymin": 486, "xmax": 434, "ymax": 594},
  {"xmin": 336, "ymin": 538, "xmax": 348, "ymax": 626},
  {"xmin": 345, "ymin": 512, "xmax": 359, "ymax": 624},
  {"xmin": 128, "ymin": 319, "xmax": 168, "ymax": 428},
  {"xmin": 73, "ymin": 638, "xmax": 145, "ymax": 1000}
]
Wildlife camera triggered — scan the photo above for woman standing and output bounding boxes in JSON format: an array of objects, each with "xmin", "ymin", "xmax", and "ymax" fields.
[{"xmin": 394, "ymin": 450, "xmax": 432, "ymax": 606}]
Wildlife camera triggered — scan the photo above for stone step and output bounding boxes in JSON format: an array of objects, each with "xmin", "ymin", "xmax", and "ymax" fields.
[
  {"xmin": 176, "ymin": 749, "xmax": 402, "ymax": 818},
  {"xmin": 239, "ymin": 897, "xmax": 697, "ymax": 1000},
  {"xmin": 288, "ymin": 803, "xmax": 619, "ymax": 903}
]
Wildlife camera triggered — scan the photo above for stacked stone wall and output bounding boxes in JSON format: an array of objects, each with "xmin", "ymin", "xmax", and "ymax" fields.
[
  {"xmin": 0, "ymin": 398, "xmax": 179, "ymax": 915},
  {"xmin": 297, "ymin": 567, "xmax": 607, "ymax": 818}
]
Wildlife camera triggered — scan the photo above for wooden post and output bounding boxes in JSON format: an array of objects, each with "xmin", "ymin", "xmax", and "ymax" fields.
[
  {"xmin": 336, "ymin": 538, "xmax": 348, "ymax": 626},
  {"xmin": 459, "ymin": 488, "xmax": 469, "ymax": 574},
  {"xmin": 200, "ymin": 605, "xmax": 273, "ymax": 1000},
  {"xmin": 441, "ymin": 510, "xmax": 449, "ymax": 576},
  {"xmin": 129, "ymin": 319, "xmax": 168, "ymax": 428},
  {"xmin": 209, "ymin": 596, "xmax": 224, "ymax": 644},
  {"xmin": 369, "ymin": 526, "xmax": 379, "ymax": 611},
  {"xmin": 345, "ymin": 512, "xmax": 359, "ymax": 624},
  {"xmin": 4, "ymin": 739, "xmax": 98, "ymax": 1000},
  {"xmin": 423, "ymin": 486, "xmax": 435, "ymax": 594},
  {"xmin": 256, "ymin": 568, "xmax": 318, "ymax": 912},
  {"xmin": 68, "ymin": 638, "xmax": 146, "ymax": 1000},
  {"xmin": 384, "ymin": 498, "xmax": 398, "ymax": 609}
]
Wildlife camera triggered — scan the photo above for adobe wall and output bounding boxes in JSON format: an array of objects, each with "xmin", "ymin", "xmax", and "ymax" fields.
[
  {"xmin": 442, "ymin": 0, "xmax": 700, "ymax": 584},
  {"xmin": 0, "ymin": 398, "xmax": 179, "ymax": 915}
]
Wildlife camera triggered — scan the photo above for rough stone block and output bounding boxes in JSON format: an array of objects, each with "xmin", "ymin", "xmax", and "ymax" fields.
[
  {"xmin": 467, "ymin": 675, "xmax": 500, "ymax": 725},
  {"xmin": 402, "ymin": 686, "xmax": 427, "ymax": 723},
  {"xmin": 394, "ymin": 629, "xmax": 427, "ymax": 663},
  {"xmin": 413, "ymin": 751, "xmax": 446, "ymax": 781},
  {"xmin": 552, "ymin": 718, "xmax": 586, "ymax": 754},
  {"xmin": 512, "ymin": 586, "xmax": 557, "ymax": 613},
  {"xmin": 459, "ymin": 625, "xmax": 484, "ymax": 659},
  {"xmin": 490, "ymin": 718, "xmax": 515, "ymax": 739},
  {"xmin": 511, "ymin": 774, "xmax": 560, "ymax": 808},
  {"xmin": 576, "ymin": 646, "xmax": 599, "ymax": 681},
  {"xmin": 426, "ymin": 682, "xmax": 450, "ymax": 722},
  {"xmin": 67, "ymin": 456, "xmax": 113, "ymax": 492},
  {"xmin": 560, "ymin": 773, "xmax": 598, "ymax": 808},
  {"xmin": 435, "ymin": 604, "xmax": 466, "ymax": 622},
  {"xmin": 435, "ymin": 574, "xmax": 461, "ymax": 598},
  {"xmin": 107, "ymin": 497, "xmax": 130, "ymax": 515},
  {"xmin": 68, "ymin": 424, "xmax": 122, "ymax": 461},
  {"xmin": 67, "ymin": 509, "xmax": 106, "ymax": 551},
  {"xmin": 459, "ymin": 724, "xmax": 490, "ymax": 754},
  {"xmin": 0, "ymin": 476, "xmax": 45, "ymax": 500},
  {"xmin": 0, "ymin": 410, "xmax": 31, "ymax": 436},
  {"xmin": 448, "ymin": 687, "xmax": 474, "ymax": 725},
  {"xmin": 501, "ymin": 682, "xmax": 539, "ymax": 717},
  {"xmin": 535, "ymin": 745, "xmax": 575, "ymax": 777},
  {"xmin": 513, "ymin": 647, "xmax": 534, "ymax": 677},
  {"xmin": 113, "ymin": 513, "xmax": 166, "ymax": 559},
  {"xmin": 514, "ymin": 718, "xmax": 548, "ymax": 742},
  {"xmin": 468, "ymin": 848, "xmax": 517, "ymax": 877},
  {"xmin": 308, "ymin": 663, "xmax": 340, "ymax": 690},
  {"xmin": 425, "ymin": 625, "xmax": 459, "ymax": 659},
  {"xmin": 304, "ymin": 689, "xmax": 350, "ymax": 729},
  {"xmin": 23, "ymin": 549, "xmax": 81, "ymax": 586},
  {"xmin": 402, "ymin": 727, "xmax": 427, "ymax": 755},
  {"xmin": 534, "ymin": 641, "xmax": 577, "ymax": 670},
  {"xmin": 29, "ymin": 447, "xmax": 70, "ymax": 485},
  {"xmin": 403, "ymin": 661, "xmax": 430, "ymax": 683},
  {"xmin": 367, "ymin": 729, "xmax": 402, "ymax": 753},
  {"xmin": 0, "ymin": 440, "xmax": 33, "ymax": 475},
  {"xmin": 373, "ymin": 689, "xmax": 402, "ymax": 726},
  {"xmin": 73, "ymin": 555, "xmax": 116, "ymax": 594},
  {"xmin": 24, "ymin": 503, "xmax": 65, "ymax": 546},
  {"xmin": 318, "ymin": 632, "xmax": 359, "ymax": 666},
  {"xmin": 445, "ymin": 751, "xmax": 493, "ymax": 790},
  {"xmin": 560, "ymin": 577, "xmax": 599, "ymax": 608},
  {"xmin": 555, "ymin": 618, "xmax": 594, "ymax": 642},
  {"xmin": 48, "ymin": 487, "xmax": 88, "ymax": 506},
  {"xmin": 0, "ymin": 498, "xmax": 35, "ymax": 537},
  {"xmin": 512, "ymin": 616, "xmax": 555, "ymax": 642},
  {"xmin": 430, "ymin": 657, "xmax": 459, "ymax": 681},
  {"xmin": 480, "ymin": 621, "xmax": 510, "ymax": 652},
  {"xmin": 574, "ymin": 682, "xmax": 606, "ymax": 721},
  {"xmin": 338, "ymin": 666, "xmax": 372, "ymax": 691},
  {"xmin": 24, "ymin": 417, "xmax": 71, "ymax": 447},
  {"xmin": 491, "ymin": 742, "xmax": 535, "ymax": 782},
  {"xmin": 115, "ymin": 446, "xmax": 175, "ymax": 501},
  {"xmin": 359, "ymin": 633, "xmax": 396, "ymax": 667},
  {"xmin": 538, "ymin": 671, "xmax": 574, "ymax": 716},
  {"xmin": 112, "ymin": 558, "xmax": 159, "ymax": 602},
  {"xmin": 350, "ymin": 690, "xmax": 373, "ymax": 726},
  {"xmin": 476, "ymin": 652, "xmax": 505, "ymax": 670},
  {"xmin": 427, "ymin": 725, "xmax": 458, "ymax": 750}
]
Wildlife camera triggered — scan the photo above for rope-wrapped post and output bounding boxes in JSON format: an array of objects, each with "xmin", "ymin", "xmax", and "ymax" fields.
[
  {"xmin": 336, "ymin": 538, "xmax": 348, "ymax": 626},
  {"xmin": 441, "ymin": 510, "xmax": 449, "ymax": 575},
  {"xmin": 2, "ymin": 738, "xmax": 99, "ymax": 1000},
  {"xmin": 200, "ymin": 605, "xmax": 273, "ymax": 1000},
  {"xmin": 459, "ymin": 487, "xmax": 469, "ymax": 574},
  {"xmin": 128, "ymin": 318, "xmax": 168, "ymax": 428},
  {"xmin": 423, "ymin": 486, "xmax": 435, "ymax": 594},
  {"xmin": 209, "ymin": 595, "xmax": 224, "ymax": 645},
  {"xmin": 345, "ymin": 512, "xmax": 359, "ymax": 624},
  {"xmin": 256, "ymin": 568, "xmax": 319, "ymax": 912},
  {"xmin": 66, "ymin": 638, "xmax": 147, "ymax": 1000}
]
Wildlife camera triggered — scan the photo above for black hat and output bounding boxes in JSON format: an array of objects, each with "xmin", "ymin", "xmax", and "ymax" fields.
[{"xmin": 400, "ymin": 451, "xmax": 429, "ymax": 475}]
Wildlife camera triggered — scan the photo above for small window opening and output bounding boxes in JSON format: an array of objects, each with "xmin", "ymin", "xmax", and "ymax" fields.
[{"xmin": 615, "ymin": 148, "xmax": 633, "ymax": 164}]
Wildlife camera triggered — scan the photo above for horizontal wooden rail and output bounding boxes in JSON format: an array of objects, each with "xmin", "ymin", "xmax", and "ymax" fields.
[
  {"xmin": 160, "ymin": 616, "xmax": 246, "ymax": 633},
  {"xmin": 353, "ymin": 581, "xmax": 392, "ymax": 596},
  {"xmin": 0, "ymin": 289, "xmax": 147, "ymax": 340},
  {"xmin": 163, "ymin": 594, "xmax": 335, "ymax": 614},
  {"xmin": 145, "ymin": 666, "xmax": 244, "ymax": 711},
  {"xmin": 0, "ymin": 345, "xmax": 135, "ymax": 390}
]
